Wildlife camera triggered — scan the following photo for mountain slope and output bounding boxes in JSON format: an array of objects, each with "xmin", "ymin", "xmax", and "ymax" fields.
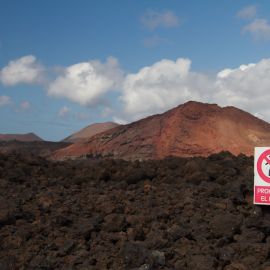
[
  {"xmin": 63, "ymin": 122, "xmax": 119, "ymax": 143},
  {"xmin": 53, "ymin": 101, "xmax": 270, "ymax": 160},
  {"xmin": 0, "ymin": 133, "xmax": 43, "ymax": 142}
]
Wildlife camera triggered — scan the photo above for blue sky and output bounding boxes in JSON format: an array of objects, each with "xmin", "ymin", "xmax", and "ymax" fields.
[{"xmin": 1, "ymin": 0, "xmax": 270, "ymax": 141}]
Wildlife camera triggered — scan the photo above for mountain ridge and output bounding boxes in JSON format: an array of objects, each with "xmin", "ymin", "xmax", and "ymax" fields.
[{"xmin": 53, "ymin": 101, "xmax": 270, "ymax": 160}]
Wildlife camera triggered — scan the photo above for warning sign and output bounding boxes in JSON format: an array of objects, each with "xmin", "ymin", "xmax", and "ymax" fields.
[{"xmin": 254, "ymin": 147, "xmax": 270, "ymax": 204}]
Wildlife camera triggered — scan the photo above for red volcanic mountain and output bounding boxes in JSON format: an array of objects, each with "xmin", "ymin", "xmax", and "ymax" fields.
[
  {"xmin": 63, "ymin": 122, "xmax": 119, "ymax": 143},
  {"xmin": 0, "ymin": 133, "xmax": 43, "ymax": 142},
  {"xmin": 53, "ymin": 101, "xmax": 270, "ymax": 160}
]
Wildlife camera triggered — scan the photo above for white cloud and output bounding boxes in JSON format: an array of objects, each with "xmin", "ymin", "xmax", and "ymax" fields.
[
  {"xmin": 0, "ymin": 95, "xmax": 11, "ymax": 106},
  {"xmin": 48, "ymin": 57, "xmax": 124, "ymax": 106},
  {"xmin": 214, "ymin": 59, "xmax": 270, "ymax": 113},
  {"xmin": 0, "ymin": 55, "xmax": 45, "ymax": 86},
  {"xmin": 120, "ymin": 58, "xmax": 212, "ymax": 120},
  {"xmin": 118, "ymin": 57, "xmax": 270, "ymax": 123},
  {"xmin": 20, "ymin": 101, "xmax": 31, "ymax": 111},
  {"xmin": 217, "ymin": 64, "xmax": 256, "ymax": 78},
  {"xmin": 141, "ymin": 10, "xmax": 179, "ymax": 30},
  {"xmin": 243, "ymin": 19, "xmax": 270, "ymax": 40},
  {"xmin": 58, "ymin": 106, "xmax": 70, "ymax": 118},
  {"xmin": 237, "ymin": 5, "xmax": 257, "ymax": 19}
]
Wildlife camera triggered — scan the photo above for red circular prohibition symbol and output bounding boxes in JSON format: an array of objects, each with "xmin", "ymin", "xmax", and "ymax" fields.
[{"xmin": 257, "ymin": 149, "xmax": 270, "ymax": 183}]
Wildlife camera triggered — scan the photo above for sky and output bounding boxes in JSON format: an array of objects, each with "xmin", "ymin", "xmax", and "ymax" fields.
[{"xmin": 1, "ymin": 0, "xmax": 270, "ymax": 141}]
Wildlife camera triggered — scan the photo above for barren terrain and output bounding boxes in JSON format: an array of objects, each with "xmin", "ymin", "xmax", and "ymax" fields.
[{"xmin": 0, "ymin": 152, "xmax": 269, "ymax": 269}]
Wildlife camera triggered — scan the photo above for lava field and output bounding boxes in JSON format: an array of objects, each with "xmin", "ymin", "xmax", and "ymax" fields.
[{"xmin": 0, "ymin": 152, "xmax": 270, "ymax": 269}]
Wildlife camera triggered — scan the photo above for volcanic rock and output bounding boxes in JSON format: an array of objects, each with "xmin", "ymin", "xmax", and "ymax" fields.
[
  {"xmin": 53, "ymin": 101, "xmax": 270, "ymax": 160},
  {"xmin": 1, "ymin": 152, "xmax": 270, "ymax": 269}
]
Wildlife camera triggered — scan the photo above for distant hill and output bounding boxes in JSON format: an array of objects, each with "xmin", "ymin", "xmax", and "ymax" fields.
[
  {"xmin": 62, "ymin": 122, "xmax": 119, "ymax": 143},
  {"xmin": 53, "ymin": 101, "xmax": 270, "ymax": 160},
  {"xmin": 0, "ymin": 133, "xmax": 43, "ymax": 142}
]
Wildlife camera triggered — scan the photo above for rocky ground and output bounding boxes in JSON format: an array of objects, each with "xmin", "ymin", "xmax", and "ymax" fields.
[{"xmin": 0, "ymin": 152, "xmax": 270, "ymax": 269}]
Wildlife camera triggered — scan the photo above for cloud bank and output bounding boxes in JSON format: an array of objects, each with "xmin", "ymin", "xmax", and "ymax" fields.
[
  {"xmin": 2, "ymin": 54, "xmax": 270, "ymax": 124},
  {"xmin": 119, "ymin": 58, "xmax": 270, "ymax": 122}
]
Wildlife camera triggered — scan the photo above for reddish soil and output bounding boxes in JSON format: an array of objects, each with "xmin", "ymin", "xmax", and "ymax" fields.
[
  {"xmin": 53, "ymin": 101, "xmax": 270, "ymax": 161},
  {"xmin": 1, "ymin": 152, "xmax": 270, "ymax": 269}
]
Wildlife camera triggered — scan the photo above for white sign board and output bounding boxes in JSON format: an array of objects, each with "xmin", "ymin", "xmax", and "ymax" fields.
[{"xmin": 254, "ymin": 147, "xmax": 270, "ymax": 205}]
